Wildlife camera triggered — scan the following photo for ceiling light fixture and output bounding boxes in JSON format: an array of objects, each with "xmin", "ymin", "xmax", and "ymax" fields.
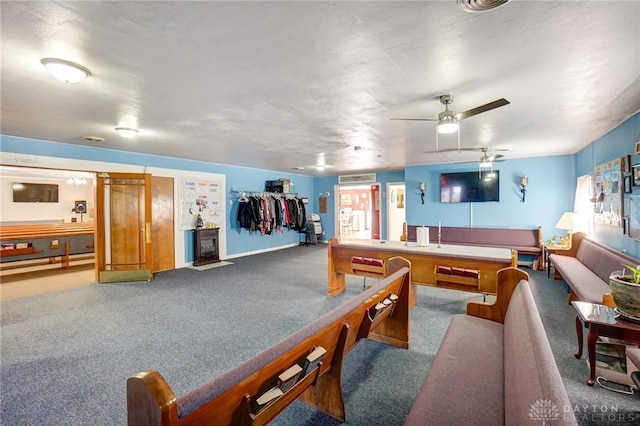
[
  {"xmin": 115, "ymin": 127, "xmax": 139, "ymax": 138},
  {"xmin": 66, "ymin": 177, "xmax": 87, "ymax": 185},
  {"xmin": 437, "ymin": 114, "xmax": 459, "ymax": 134},
  {"xmin": 41, "ymin": 58, "xmax": 91, "ymax": 83},
  {"xmin": 315, "ymin": 164, "xmax": 326, "ymax": 171},
  {"xmin": 458, "ymin": 0, "xmax": 510, "ymax": 13}
]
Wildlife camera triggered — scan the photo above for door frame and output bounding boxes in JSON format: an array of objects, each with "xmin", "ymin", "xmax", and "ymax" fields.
[
  {"xmin": 386, "ymin": 182, "xmax": 406, "ymax": 241},
  {"xmin": 96, "ymin": 172, "xmax": 153, "ymax": 281},
  {"xmin": 334, "ymin": 182, "xmax": 382, "ymax": 241}
]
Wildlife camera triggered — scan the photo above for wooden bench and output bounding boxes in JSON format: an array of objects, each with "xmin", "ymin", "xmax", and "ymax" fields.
[
  {"xmin": 351, "ymin": 256, "xmax": 385, "ymax": 287},
  {"xmin": 127, "ymin": 257, "xmax": 412, "ymax": 426},
  {"xmin": 403, "ymin": 224, "xmax": 542, "ymax": 269},
  {"xmin": 405, "ymin": 267, "xmax": 577, "ymax": 425},
  {"xmin": 328, "ymin": 238, "xmax": 515, "ymax": 297},
  {"xmin": 434, "ymin": 265, "xmax": 480, "ymax": 291}
]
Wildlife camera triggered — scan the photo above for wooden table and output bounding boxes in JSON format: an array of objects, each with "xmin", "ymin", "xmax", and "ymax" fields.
[
  {"xmin": 327, "ymin": 238, "xmax": 516, "ymax": 297},
  {"xmin": 572, "ymin": 301, "xmax": 640, "ymax": 386},
  {"xmin": 0, "ymin": 223, "xmax": 94, "ymax": 269},
  {"xmin": 544, "ymin": 244, "xmax": 570, "ymax": 278}
]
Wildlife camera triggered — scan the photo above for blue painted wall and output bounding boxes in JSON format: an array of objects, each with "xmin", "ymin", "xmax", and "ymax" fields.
[
  {"xmin": 3, "ymin": 110, "xmax": 639, "ymax": 260},
  {"xmin": 404, "ymin": 155, "xmax": 576, "ymax": 240},
  {"xmin": 0, "ymin": 135, "xmax": 314, "ymax": 259},
  {"xmin": 575, "ymin": 112, "xmax": 640, "ymax": 258},
  {"xmin": 223, "ymin": 166, "xmax": 313, "ymax": 256}
]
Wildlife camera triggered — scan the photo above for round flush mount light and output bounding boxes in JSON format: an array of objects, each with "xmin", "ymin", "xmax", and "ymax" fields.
[
  {"xmin": 457, "ymin": 0, "xmax": 510, "ymax": 13},
  {"xmin": 41, "ymin": 58, "xmax": 91, "ymax": 83},
  {"xmin": 115, "ymin": 127, "xmax": 139, "ymax": 138}
]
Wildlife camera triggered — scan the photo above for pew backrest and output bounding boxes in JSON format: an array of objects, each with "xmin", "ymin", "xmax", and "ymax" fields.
[{"xmin": 127, "ymin": 257, "xmax": 411, "ymax": 426}]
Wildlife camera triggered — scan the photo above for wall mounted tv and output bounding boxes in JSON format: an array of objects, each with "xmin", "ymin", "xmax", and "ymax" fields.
[
  {"xmin": 12, "ymin": 182, "xmax": 59, "ymax": 202},
  {"xmin": 440, "ymin": 171, "xmax": 500, "ymax": 203}
]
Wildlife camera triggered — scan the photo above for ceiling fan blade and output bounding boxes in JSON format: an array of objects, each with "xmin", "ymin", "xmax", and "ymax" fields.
[
  {"xmin": 390, "ymin": 118, "xmax": 438, "ymax": 122},
  {"xmin": 423, "ymin": 147, "xmax": 484, "ymax": 154},
  {"xmin": 456, "ymin": 98, "xmax": 510, "ymax": 120},
  {"xmin": 487, "ymin": 154, "xmax": 505, "ymax": 162}
]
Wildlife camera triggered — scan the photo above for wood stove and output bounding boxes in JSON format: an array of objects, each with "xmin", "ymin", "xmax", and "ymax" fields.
[{"xmin": 193, "ymin": 228, "xmax": 220, "ymax": 266}]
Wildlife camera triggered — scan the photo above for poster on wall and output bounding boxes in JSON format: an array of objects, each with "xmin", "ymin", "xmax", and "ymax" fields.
[
  {"xmin": 179, "ymin": 178, "xmax": 222, "ymax": 230},
  {"xmin": 593, "ymin": 158, "xmax": 622, "ymax": 227}
]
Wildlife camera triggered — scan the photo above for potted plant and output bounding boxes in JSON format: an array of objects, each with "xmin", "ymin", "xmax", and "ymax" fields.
[{"xmin": 609, "ymin": 264, "xmax": 640, "ymax": 320}]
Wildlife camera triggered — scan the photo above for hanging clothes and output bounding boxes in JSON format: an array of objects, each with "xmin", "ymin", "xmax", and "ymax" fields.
[{"xmin": 236, "ymin": 193, "xmax": 306, "ymax": 234}]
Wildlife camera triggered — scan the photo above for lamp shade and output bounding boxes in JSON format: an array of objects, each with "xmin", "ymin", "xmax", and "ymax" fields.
[{"xmin": 555, "ymin": 212, "xmax": 576, "ymax": 231}]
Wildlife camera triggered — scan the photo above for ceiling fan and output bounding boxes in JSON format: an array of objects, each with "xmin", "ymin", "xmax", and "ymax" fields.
[
  {"xmin": 391, "ymin": 94, "xmax": 510, "ymax": 152},
  {"xmin": 425, "ymin": 146, "xmax": 508, "ymax": 162}
]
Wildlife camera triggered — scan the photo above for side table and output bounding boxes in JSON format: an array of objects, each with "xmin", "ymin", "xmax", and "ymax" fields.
[
  {"xmin": 572, "ymin": 301, "xmax": 640, "ymax": 386},
  {"xmin": 545, "ymin": 244, "xmax": 570, "ymax": 279}
]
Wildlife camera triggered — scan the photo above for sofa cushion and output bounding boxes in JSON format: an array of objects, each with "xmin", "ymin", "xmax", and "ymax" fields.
[
  {"xmin": 575, "ymin": 238, "xmax": 639, "ymax": 282},
  {"xmin": 550, "ymin": 254, "xmax": 610, "ymax": 303},
  {"xmin": 504, "ymin": 281, "xmax": 576, "ymax": 425},
  {"xmin": 404, "ymin": 314, "xmax": 504, "ymax": 426}
]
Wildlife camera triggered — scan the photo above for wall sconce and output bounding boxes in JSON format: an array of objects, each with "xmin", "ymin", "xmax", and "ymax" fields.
[
  {"xmin": 419, "ymin": 182, "xmax": 426, "ymax": 204},
  {"xmin": 520, "ymin": 176, "xmax": 528, "ymax": 202}
]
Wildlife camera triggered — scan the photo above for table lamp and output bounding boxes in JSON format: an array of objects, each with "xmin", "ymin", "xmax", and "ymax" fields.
[{"xmin": 555, "ymin": 212, "xmax": 576, "ymax": 246}]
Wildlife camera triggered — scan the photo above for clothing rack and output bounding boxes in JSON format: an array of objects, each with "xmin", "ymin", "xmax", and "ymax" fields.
[{"xmin": 230, "ymin": 188, "xmax": 299, "ymax": 199}]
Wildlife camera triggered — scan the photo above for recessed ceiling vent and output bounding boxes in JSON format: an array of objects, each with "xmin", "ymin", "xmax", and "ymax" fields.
[
  {"xmin": 457, "ymin": 0, "xmax": 510, "ymax": 13},
  {"xmin": 83, "ymin": 136, "xmax": 105, "ymax": 142}
]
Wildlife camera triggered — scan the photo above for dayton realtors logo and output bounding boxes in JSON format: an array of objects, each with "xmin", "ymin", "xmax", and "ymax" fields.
[{"xmin": 529, "ymin": 399, "xmax": 560, "ymax": 422}]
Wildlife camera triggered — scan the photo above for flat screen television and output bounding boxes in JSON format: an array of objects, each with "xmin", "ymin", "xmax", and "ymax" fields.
[
  {"xmin": 12, "ymin": 182, "xmax": 59, "ymax": 202},
  {"xmin": 440, "ymin": 171, "xmax": 500, "ymax": 203}
]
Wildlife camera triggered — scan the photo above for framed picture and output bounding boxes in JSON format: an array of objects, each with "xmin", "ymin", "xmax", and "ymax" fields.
[
  {"xmin": 634, "ymin": 164, "xmax": 640, "ymax": 186},
  {"xmin": 622, "ymin": 155, "xmax": 631, "ymax": 173},
  {"xmin": 636, "ymin": 140, "xmax": 640, "ymax": 155},
  {"xmin": 624, "ymin": 175, "xmax": 633, "ymax": 193}
]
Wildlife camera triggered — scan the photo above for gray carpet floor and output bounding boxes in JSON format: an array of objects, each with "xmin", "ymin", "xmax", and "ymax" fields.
[{"xmin": 1, "ymin": 244, "xmax": 638, "ymax": 425}]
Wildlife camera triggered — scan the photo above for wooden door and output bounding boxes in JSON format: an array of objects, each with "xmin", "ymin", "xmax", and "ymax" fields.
[{"xmin": 96, "ymin": 173, "xmax": 153, "ymax": 282}]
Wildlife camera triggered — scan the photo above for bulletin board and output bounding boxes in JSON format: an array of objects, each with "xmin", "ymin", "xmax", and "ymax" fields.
[
  {"xmin": 593, "ymin": 158, "xmax": 622, "ymax": 227},
  {"xmin": 179, "ymin": 178, "xmax": 222, "ymax": 230}
]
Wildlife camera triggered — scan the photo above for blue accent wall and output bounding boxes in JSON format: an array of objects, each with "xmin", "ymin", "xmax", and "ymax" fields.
[
  {"xmin": 575, "ymin": 112, "xmax": 640, "ymax": 257},
  {"xmin": 3, "ymin": 110, "xmax": 639, "ymax": 260},
  {"xmin": 404, "ymin": 155, "xmax": 576, "ymax": 240},
  {"xmin": 0, "ymin": 135, "xmax": 314, "ymax": 259},
  {"xmin": 224, "ymin": 167, "xmax": 313, "ymax": 256}
]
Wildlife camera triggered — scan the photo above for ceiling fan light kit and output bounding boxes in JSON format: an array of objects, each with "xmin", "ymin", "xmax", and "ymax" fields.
[
  {"xmin": 41, "ymin": 58, "xmax": 91, "ymax": 83},
  {"xmin": 392, "ymin": 93, "xmax": 509, "ymax": 153},
  {"xmin": 437, "ymin": 115, "xmax": 459, "ymax": 134}
]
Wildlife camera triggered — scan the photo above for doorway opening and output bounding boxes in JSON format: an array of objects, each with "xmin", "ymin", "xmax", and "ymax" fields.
[
  {"xmin": 386, "ymin": 182, "xmax": 406, "ymax": 241},
  {"xmin": 335, "ymin": 183, "xmax": 381, "ymax": 241},
  {"xmin": 0, "ymin": 165, "xmax": 97, "ymax": 299}
]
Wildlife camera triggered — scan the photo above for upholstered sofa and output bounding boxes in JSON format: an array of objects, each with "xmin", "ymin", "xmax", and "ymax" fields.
[
  {"xmin": 549, "ymin": 232, "xmax": 640, "ymax": 303},
  {"xmin": 405, "ymin": 270, "xmax": 576, "ymax": 425}
]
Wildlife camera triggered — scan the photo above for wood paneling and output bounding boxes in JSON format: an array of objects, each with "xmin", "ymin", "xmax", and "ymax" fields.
[{"xmin": 152, "ymin": 176, "xmax": 175, "ymax": 272}]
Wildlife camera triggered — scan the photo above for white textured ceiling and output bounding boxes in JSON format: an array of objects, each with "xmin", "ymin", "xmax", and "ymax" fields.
[{"xmin": 1, "ymin": 1, "xmax": 639, "ymax": 176}]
